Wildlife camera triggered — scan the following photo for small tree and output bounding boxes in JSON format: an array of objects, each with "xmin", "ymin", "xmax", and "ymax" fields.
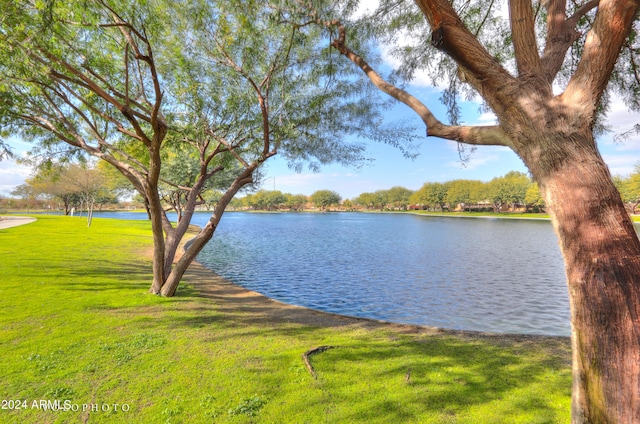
[
  {"xmin": 249, "ymin": 190, "xmax": 287, "ymax": 211},
  {"xmin": 310, "ymin": 189, "xmax": 341, "ymax": 210},
  {"xmin": 19, "ymin": 162, "xmax": 102, "ymax": 215},
  {"xmin": 411, "ymin": 182, "xmax": 449, "ymax": 211},
  {"xmin": 0, "ymin": 0, "xmax": 410, "ymax": 296},
  {"xmin": 202, "ymin": 190, "xmax": 224, "ymax": 212},
  {"xmin": 446, "ymin": 179, "xmax": 483, "ymax": 210},
  {"xmin": 385, "ymin": 186, "xmax": 414, "ymax": 210},
  {"xmin": 486, "ymin": 171, "xmax": 531, "ymax": 212},
  {"xmin": 10, "ymin": 183, "xmax": 47, "ymax": 210},
  {"xmin": 617, "ymin": 165, "xmax": 640, "ymax": 214},
  {"xmin": 59, "ymin": 164, "xmax": 110, "ymax": 226},
  {"xmin": 524, "ymin": 182, "xmax": 545, "ymax": 212},
  {"xmin": 285, "ymin": 193, "xmax": 308, "ymax": 211},
  {"xmin": 353, "ymin": 192, "xmax": 378, "ymax": 210}
]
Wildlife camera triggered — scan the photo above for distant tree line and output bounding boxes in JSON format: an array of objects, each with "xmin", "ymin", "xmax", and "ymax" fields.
[
  {"xmin": 231, "ymin": 189, "xmax": 342, "ymax": 211},
  {"xmin": 352, "ymin": 167, "xmax": 640, "ymax": 214},
  {"xmin": 228, "ymin": 171, "xmax": 543, "ymax": 212},
  {"xmin": 233, "ymin": 190, "xmax": 308, "ymax": 211},
  {"xmin": 353, "ymin": 171, "xmax": 544, "ymax": 212},
  {"xmin": 7, "ymin": 167, "xmax": 640, "ymax": 216}
]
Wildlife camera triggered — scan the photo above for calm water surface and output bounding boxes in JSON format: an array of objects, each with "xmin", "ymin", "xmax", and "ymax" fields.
[{"xmin": 94, "ymin": 211, "xmax": 639, "ymax": 336}]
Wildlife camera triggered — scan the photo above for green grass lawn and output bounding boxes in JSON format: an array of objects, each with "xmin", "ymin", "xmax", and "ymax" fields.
[{"xmin": 0, "ymin": 215, "xmax": 571, "ymax": 423}]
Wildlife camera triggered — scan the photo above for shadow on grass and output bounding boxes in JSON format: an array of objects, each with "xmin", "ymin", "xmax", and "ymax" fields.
[
  {"xmin": 167, "ymin": 262, "xmax": 571, "ymax": 422},
  {"xmin": 13, "ymin": 257, "xmax": 152, "ymax": 292},
  {"xmin": 320, "ymin": 337, "xmax": 568, "ymax": 419}
]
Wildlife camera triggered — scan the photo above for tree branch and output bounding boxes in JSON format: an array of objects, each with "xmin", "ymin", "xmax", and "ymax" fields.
[
  {"xmin": 563, "ymin": 0, "xmax": 639, "ymax": 112},
  {"xmin": 16, "ymin": 81, "xmax": 150, "ymax": 192},
  {"xmin": 413, "ymin": 0, "xmax": 518, "ymax": 108},
  {"xmin": 509, "ymin": 0, "xmax": 543, "ymax": 76},
  {"xmin": 330, "ymin": 24, "xmax": 511, "ymax": 147},
  {"xmin": 39, "ymin": 90, "xmax": 92, "ymax": 150},
  {"xmin": 100, "ymin": 3, "xmax": 166, "ymax": 141},
  {"xmin": 212, "ymin": 135, "xmax": 251, "ymax": 168},
  {"xmin": 540, "ymin": 0, "xmax": 599, "ymax": 82},
  {"xmin": 27, "ymin": 45, "xmax": 154, "ymax": 146},
  {"xmin": 302, "ymin": 346, "xmax": 336, "ymax": 380},
  {"xmin": 46, "ymin": 76, "xmax": 147, "ymax": 144},
  {"xmin": 211, "ymin": 36, "xmax": 273, "ymax": 157},
  {"xmin": 19, "ymin": 112, "xmax": 81, "ymax": 148},
  {"xmin": 568, "ymin": 0, "xmax": 601, "ymax": 24}
]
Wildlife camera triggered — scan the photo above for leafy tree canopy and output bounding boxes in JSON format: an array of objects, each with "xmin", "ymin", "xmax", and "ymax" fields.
[{"xmin": 310, "ymin": 189, "xmax": 341, "ymax": 209}]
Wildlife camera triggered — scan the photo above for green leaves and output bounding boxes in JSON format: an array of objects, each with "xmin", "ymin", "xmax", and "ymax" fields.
[
  {"xmin": 310, "ymin": 189, "xmax": 341, "ymax": 209},
  {"xmin": 1, "ymin": 0, "xmax": 417, "ymax": 176}
]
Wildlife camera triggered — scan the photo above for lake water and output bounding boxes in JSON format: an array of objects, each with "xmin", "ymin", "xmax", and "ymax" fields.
[
  {"xmin": 92, "ymin": 211, "xmax": 639, "ymax": 337},
  {"xmin": 198, "ymin": 212, "xmax": 570, "ymax": 336}
]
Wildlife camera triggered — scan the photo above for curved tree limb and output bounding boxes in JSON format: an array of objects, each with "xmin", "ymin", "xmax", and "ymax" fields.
[
  {"xmin": 541, "ymin": 0, "xmax": 600, "ymax": 83},
  {"xmin": 563, "ymin": 0, "xmax": 639, "ymax": 112},
  {"xmin": 413, "ymin": 0, "xmax": 518, "ymax": 97},
  {"xmin": 330, "ymin": 24, "xmax": 511, "ymax": 147},
  {"xmin": 302, "ymin": 345, "xmax": 336, "ymax": 380}
]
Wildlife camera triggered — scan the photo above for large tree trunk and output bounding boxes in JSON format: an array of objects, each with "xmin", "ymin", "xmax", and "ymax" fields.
[
  {"xmin": 519, "ymin": 127, "xmax": 640, "ymax": 423},
  {"xmin": 160, "ymin": 219, "xmax": 217, "ymax": 297}
]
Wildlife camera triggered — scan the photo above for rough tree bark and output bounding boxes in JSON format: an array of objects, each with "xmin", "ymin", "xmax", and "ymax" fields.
[
  {"xmin": 159, "ymin": 168, "xmax": 257, "ymax": 297},
  {"xmin": 330, "ymin": 0, "xmax": 640, "ymax": 421},
  {"xmin": 522, "ymin": 130, "xmax": 640, "ymax": 423}
]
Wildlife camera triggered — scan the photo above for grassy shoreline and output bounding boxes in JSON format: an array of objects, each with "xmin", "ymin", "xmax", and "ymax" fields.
[{"xmin": 1, "ymin": 215, "xmax": 571, "ymax": 422}]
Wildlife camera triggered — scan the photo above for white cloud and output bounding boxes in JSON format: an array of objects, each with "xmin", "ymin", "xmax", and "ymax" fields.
[
  {"xmin": 603, "ymin": 99, "xmax": 640, "ymax": 143},
  {"xmin": 0, "ymin": 159, "xmax": 33, "ymax": 196},
  {"xmin": 597, "ymin": 95, "xmax": 640, "ymax": 176},
  {"xmin": 610, "ymin": 134, "xmax": 640, "ymax": 152},
  {"xmin": 602, "ymin": 154, "xmax": 639, "ymax": 177},
  {"xmin": 472, "ymin": 111, "xmax": 498, "ymax": 125},
  {"xmin": 379, "ymin": 35, "xmax": 445, "ymax": 89},
  {"xmin": 444, "ymin": 143, "xmax": 504, "ymax": 170}
]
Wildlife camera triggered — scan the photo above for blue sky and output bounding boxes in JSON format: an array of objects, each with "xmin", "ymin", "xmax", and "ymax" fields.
[{"xmin": 259, "ymin": 91, "xmax": 640, "ymax": 200}]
